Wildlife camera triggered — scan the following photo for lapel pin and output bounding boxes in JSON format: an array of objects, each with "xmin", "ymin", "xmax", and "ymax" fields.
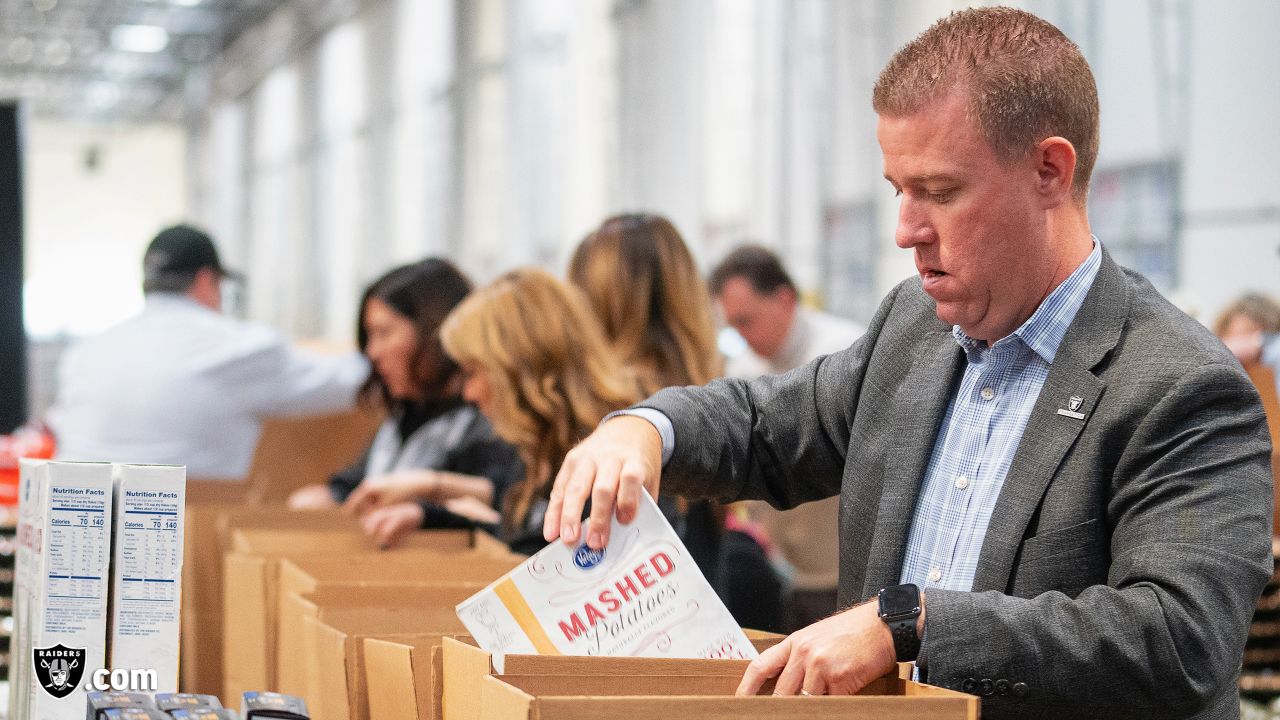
[{"xmin": 1057, "ymin": 396, "xmax": 1087, "ymax": 420}]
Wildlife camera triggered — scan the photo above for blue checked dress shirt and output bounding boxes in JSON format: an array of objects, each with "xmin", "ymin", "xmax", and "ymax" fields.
[{"xmin": 898, "ymin": 240, "xmax": 1101, "ymax": 592}]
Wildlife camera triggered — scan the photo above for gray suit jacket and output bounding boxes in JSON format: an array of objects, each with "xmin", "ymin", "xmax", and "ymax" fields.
[{"xmin": 644, "ymin": 250, "xmax": 1273, "ymax": 719}]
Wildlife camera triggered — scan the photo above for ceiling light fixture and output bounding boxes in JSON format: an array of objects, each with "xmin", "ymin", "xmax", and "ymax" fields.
[{"xmin": 111, "ymin": 24, "xmax": 170, "ymax": 53}]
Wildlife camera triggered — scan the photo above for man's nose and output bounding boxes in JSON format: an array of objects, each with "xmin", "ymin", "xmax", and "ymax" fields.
[{"xmin": 894, "ymin": 196, "xmax": 934, "ymax": 248}]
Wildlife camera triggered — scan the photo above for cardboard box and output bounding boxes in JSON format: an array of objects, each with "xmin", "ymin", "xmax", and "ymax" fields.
[
  {"xmin": 276, "ymin": 585, "xmax": 485, "ymax": 697},
  {"xmin": 13, "ymin": 457, "xmax": 47, "ymax": 720},
  {"xmin": 242, "ymin": 408, "xmax": 382, "ymax": 504},
  {"xmin": 479, "ymin": 672, "xmax": 978, "ymax": 720},
  {"xmin": 28, "ymin": 461, "xmax": 115, "ymax": 720},
  {"xmin": 439, "ymin": 634, "xmax": 786, "ymax": 720},
  {"xmin": 109, "ymin": 464, "xmax": 186, "ymax": 694},
  {"xmin": 222, "ymin": 529, "xmax": 514, "ymax": 702},
  {"xmin": 276, "ymin": 548, "xmax": 519, "ymax": 681},
  {"xmin": 307, "ymin": 606, "xmax": 467, "ymax": 720},
  {"xmin": 369, "ymin": 630, "xmax": 786, "ymax": 720},
  {"xmin": 180, "ymin": 504, "xmax": 345, "ymax": 695}
]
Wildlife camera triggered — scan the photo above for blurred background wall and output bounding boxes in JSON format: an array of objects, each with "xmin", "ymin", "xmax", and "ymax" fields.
[{"xmin": 2, "ymin": 0, "xmax": 1278, "ymax": 421}]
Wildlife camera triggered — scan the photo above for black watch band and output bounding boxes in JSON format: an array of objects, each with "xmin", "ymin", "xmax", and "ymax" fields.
[{"xmin": 878, "ymin": 583, "xmax": 922, "ymax": 662}]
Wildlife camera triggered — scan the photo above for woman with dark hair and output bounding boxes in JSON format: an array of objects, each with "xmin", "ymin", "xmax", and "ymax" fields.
[
  {"xmin": 287, "ymin": 259, "xmax": 523, "ymax": 543},
  {"xmin": 353, "ymin": 269, "xmax": 640, "ymax": 554}
]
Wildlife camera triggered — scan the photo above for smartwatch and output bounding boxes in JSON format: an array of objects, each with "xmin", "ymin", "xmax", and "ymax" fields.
[{"xmin": 878, "ymin": 583, "xmax": 922, "ymax": 662}]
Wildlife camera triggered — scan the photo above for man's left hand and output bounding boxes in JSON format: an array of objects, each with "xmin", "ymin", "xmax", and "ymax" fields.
[{"xmin": 736, "ymin": 598, "xmax": 905, "ymax": 696}]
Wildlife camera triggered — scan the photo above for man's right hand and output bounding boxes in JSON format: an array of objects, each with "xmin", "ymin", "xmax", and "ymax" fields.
[{"xmin": 543, "ymin": 415, "xmax": 664, "ymax": 550}]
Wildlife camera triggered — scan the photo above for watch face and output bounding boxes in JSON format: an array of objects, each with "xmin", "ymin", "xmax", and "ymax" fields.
[{"xmin": 879, "ymin": 584, "xmax": 921, "ymax": 616}]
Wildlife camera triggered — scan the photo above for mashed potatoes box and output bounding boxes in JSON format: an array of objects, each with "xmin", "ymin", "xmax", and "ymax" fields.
[{"xmin": 456, "ymin": 493, "xmax": 755, "ymax": 667}]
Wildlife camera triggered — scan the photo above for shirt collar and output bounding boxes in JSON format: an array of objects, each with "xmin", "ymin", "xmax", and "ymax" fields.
[
  {"xmin": 952, "ymin": 238, "xmax": 1102, "ymax": 365},
  {"xmin": 144, "ymin": 292, "xmax": 207, "ymax": 311}
]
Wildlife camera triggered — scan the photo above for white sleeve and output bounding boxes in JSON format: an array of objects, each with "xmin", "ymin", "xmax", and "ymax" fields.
[
  {"xmin": 212, "ymin": 331, "xmax": 369, "ymax": 417},
  {"xmin": 262, "ymin": 348, "xmax": 370, "ymax": 416}
]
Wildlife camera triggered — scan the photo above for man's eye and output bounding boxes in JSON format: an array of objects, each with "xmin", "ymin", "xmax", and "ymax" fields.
[{"xmin": 929, "ymin": 189, "xmax": 955, "ymax": 203}]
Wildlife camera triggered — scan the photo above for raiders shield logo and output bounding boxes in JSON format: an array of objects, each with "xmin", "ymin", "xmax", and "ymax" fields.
[{"xmin": 34, "ymin": 644, "xmax": 86, "ymax": 699}]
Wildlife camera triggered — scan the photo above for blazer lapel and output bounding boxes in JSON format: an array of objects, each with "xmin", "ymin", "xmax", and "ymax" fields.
[
  {"xmin": 861, "ymin": 327, "xmax": 964, "ymax": 596},
  {"xmin": 970, "ymin": 249, "xmax": 1131, "ymax": 592}
]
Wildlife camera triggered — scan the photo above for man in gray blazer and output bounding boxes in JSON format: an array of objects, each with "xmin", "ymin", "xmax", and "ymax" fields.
[{"xmin": 544, "ymin": 7, "xmax": 1272, "ymax": 719}]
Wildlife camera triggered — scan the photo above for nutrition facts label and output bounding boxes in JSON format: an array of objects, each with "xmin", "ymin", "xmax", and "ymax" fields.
[
  {"xmin": 116, "ymin": 488, "xmax": 182, "ymax": 634},
  {"xmin": 44, "ymin": 484, "xmax": 111, "ymax": 634}
]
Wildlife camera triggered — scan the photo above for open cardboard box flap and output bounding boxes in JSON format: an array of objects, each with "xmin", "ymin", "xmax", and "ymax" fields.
[
  {"xmin": 277, "ymin": 585, "xmax": 482, "ymax": 697},
  {"xmin": 223, "ymin": 531, "xmax": 516, "ymax": 700},
  {"xmin": 272, "ymin": 553, "xmax": 520, "ymax": 693},
  {"xmin": 181, "ymin": 503, "xmax": 348, "ymax": 694},
  {"xmin": 309, "ymin": 609, "xmax": 469, "ymax": 720},
  {"xmin": 363, "ymin": 634, "xmax": 465, "ymax": 720},
  {"xmin": 479, "ymin": 672, "xmax": 978, "ymax": 720},
  {"xmin": 440, "ymin": 634, "xmax": 787, "ymax": 720}
]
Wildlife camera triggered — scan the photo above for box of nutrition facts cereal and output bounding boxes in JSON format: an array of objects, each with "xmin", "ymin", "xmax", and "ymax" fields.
[
  {"xmin": 27, "ymin": 461, "xmax": 114, "ymax": 720},
  {"xmin": 109, "ymin": 464, "xmax": 186, "ymax": 694},
  {"xmin": 456, "ymin": 492, "xmax": 756, "ymax": 670},
  {"xmin": 12, "ymin": 457, "xmax": 47, "ymax": 720}
]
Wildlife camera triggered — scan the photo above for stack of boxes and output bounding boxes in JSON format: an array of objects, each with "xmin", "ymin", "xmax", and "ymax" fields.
[
  {"xmin": 181, "ymin": 500, "xmax": 977, "ymax": 720},
  {"xmin": 12, "ymin": 460, "xmax": 185, "ymax": 720}
]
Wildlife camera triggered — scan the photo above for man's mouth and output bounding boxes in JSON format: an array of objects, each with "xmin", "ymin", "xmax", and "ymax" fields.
[{"xmin": 922, "ymin": 268, "xmax": 947, "ymax": 279}]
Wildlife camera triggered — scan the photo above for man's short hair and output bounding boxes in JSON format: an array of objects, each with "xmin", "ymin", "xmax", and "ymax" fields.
[
  {"xmin": 143, "ymin": 270, "xmax": 200, "ymax": 294},
  {"xmin": 708, "ymin": 245, "xmax": 797, "ymax": 298},
  {"xmin": 872, "ymin": 6, "xmax": 1100, "ymax": 203}
]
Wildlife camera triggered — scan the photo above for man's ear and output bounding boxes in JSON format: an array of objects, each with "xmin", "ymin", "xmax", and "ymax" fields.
[
  {"xmin": 773, "ymin": 285, "xmax": 799, "ymax": 310},
  {"xmin": 190, "ymin": 267, "xmax": 223, "ymax": 311},
  {"xmin": 1035, "ymin": 136, "xmax": 1077, "ymax": 208}
]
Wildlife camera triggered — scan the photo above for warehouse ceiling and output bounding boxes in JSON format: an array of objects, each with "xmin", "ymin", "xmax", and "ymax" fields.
[{"xmin": 0, "ymin": 0, "xmax": 286, "ymax": 123}]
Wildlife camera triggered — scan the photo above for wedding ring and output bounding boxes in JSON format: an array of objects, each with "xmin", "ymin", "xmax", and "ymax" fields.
[{"xmin": 799, "ymin": 689, "xmax": 813, "ymax": 696}]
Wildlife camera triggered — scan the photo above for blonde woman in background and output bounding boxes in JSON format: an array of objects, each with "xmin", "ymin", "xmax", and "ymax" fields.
[
  {"xmin": 356, "ymin": 268, "xmax": 640, "ymax": 554},
  {"xmin": 568, "ymin": 213, "xmax": 721, "ymax": 393},
  {"xmin": 569, "ymin": 213, "xmax": 783, "ymax": 632}
]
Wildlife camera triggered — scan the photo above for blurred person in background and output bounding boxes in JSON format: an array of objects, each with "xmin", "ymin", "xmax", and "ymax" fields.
[
  {"xmin": 1214, "ymin": 292, "xmax": 1280, "ymax": 439},
  {"xmin": 708, "ymin": 244, "xmax": 865, "ymax": 631},
  {"xmin": 569, "ymin": 213, "xmax": 722, "ymax": 395},
  {"xmin": 710, "ymin": 245, "xmax": 866, "ymax": 378},
  {"xmin": 48, "ymin": 224, "xmax": 367, "ymax": 479},
  {"xmin": 288, "ymin": 259, "xmax": 523, "ymax": 543},
  {"xmin": 356, "ymin": 268, "xmax": 638, "ymax": 555},
  {"xmin": 570, "ymin": 213, "xmax": 782, "ymax": 631},
  {"xmin": 1216, "ymin": 292, "xmax": 1280, "ymax": 374}
]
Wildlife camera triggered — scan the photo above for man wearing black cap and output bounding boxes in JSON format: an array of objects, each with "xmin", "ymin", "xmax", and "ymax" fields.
[
  {"xmin": 48, "ymin": 224, "xmax": 367, "ymax": 480},
  {"xmin": 140, "ymin": 224, "xmax": 246, "ymax": 311}
]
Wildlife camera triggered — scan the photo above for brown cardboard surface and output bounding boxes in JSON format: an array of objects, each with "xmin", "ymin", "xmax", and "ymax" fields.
[
  {"xmin": 439, "ymin": 634, "xmax": 786, "ymax": 720},
  {"xmin": 243, "ymin": 408, "xmax": 382, "ymax": 504},
  {"xmin": 308, "ymin": 608, "xmax": 467, "ymax": 720},
  {"xmin": 276, "ymin": 585, "xmax": 483, "ymax": 697},
  {"xmin": 364, "ymin": 638, "xmax": 427, "ymax": 720},
  {"xmin": 363, "ymin": 634, "xmax": 468, "ymax": 720},
  {"xmin": 227, "ymin": 526, "xmax": 476, "ymax": 555},
  {"xmin": 221, "ymin": 528, "xmax": 499, "ymax": 700},
  {"xmin": 479, "ymin": 673, "xmax": 979, "ymax": 720},
  {"xmin": 273, "ymin": 553, "xmax": 520, "ymax": 692},
  {"xmin": 184, "ymin": 505, "xmax": 348, "ymax": 694},
  {"xmin": 181, "ymin": 499, "xmax": 240, "ymax": 695}
]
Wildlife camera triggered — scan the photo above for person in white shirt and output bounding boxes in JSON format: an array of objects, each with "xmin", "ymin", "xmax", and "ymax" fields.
[
  {"xmin": 48, "ymin": 224, "xmax": 367, "ymax": 480},
  {"xmin": 708, "ymin": 244, "xmax": 866, "ymax": 631}
]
